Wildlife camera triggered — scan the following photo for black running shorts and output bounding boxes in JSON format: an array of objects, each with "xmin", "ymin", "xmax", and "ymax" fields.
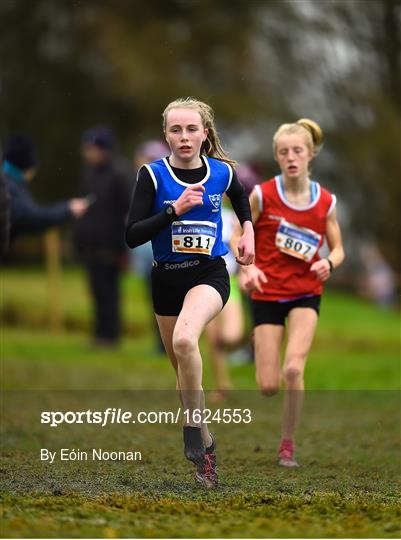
[
  {"xmin": 252, "ymin": 295, "xmax": 321, "ymax": 327},
  {"xmin": 151, "ymin": 257, "xmax": 230, "ymax": 316}
]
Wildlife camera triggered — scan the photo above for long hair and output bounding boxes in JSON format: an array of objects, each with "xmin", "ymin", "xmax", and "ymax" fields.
[{"xmin": 162, "ymin": 97, "xmax": 236, "ymax": 166}]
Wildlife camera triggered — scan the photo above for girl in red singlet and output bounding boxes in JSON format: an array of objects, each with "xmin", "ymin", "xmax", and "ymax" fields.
[{"xmin": 240, "ymin": 119, "xmax": 345, "ymax": 467}]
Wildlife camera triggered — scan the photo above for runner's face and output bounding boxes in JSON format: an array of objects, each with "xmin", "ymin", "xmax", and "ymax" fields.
[
  {"xmin": 165, "ymin": 108, "xmax": 208, "ymax": 164},
  {"xmin": 275, "ymin": 134, "xmax": 313, "ymax": 180}
]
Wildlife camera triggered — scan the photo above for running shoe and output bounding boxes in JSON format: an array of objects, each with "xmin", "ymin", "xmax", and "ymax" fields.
[
  {"xmin": 195, "ymin": 443, "xmax": 218, "ymax": 488},
  {"xmin": 278, "ymin": 439, "xmax": 299, "ymax": 468},
  {"xmin": 183, "ymin": 426, "xmax": 205, "ymax": 466}
]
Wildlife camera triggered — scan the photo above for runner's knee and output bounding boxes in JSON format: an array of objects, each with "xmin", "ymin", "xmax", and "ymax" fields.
[
  {"xmin": 172, "ymin": 332, "xmax": 198, "ymax": 358},
  {"xmin": 219, "ymin": 331, "xmax": 242, "ymax": 350},
  {"xmin": 283, "ymin": 361, "xmax": 304, "ymax": 384},
  {"xmin": 256, "ymin": 365, "xmax": 280, "ymax": 396},
  {"xmin": 260, "ymin": 384, "xmax": 280, "ymax": 397}
]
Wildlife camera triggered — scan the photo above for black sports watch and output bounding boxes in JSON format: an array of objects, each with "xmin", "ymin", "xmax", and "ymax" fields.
[
  {"xmin": 165, "ymin": 204, "xmax": 177, "ymax": 219},
  {"xmin": 327, "ymin": 257, "xmax": 334, "ymax": 273}
]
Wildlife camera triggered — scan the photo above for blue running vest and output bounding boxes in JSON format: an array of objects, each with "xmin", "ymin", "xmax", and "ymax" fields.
[{"xmin": 145, "ymin": 156, "xmax": 232, "ymax": 262}]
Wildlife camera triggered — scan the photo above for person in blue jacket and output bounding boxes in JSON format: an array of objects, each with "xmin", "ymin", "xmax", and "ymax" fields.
[
  {"xmin": 0, "ymin": 152, "xmax": 10, "ymax": 256},
  {"xmin": 126, "ymin": 97, "xmax": 255, "ymax": 488},
  {"xmin": 2, "ymin": 134, "xmax": 88, "ymax": 240}
]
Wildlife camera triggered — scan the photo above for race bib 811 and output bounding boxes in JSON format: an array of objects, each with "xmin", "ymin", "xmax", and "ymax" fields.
[
  {"xmin": 172, "ymin": 220, "xmax": 217, "ymax": 255},
  {"xmin": 275, "ymin": 219, "xmax": 321, "ymax": 262}
]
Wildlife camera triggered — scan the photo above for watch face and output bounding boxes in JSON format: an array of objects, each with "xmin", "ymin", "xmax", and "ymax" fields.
[{"xmin": 166, "ymin": 206, "xmax": 173, "ymax": 215}]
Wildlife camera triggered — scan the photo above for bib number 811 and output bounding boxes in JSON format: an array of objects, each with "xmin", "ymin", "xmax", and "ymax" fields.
[
  {"xmin": 172, "ymin": 220, "xmax": 217, "ymax": 255},
  {"xmin": 183, "ymin": 236, "xmax": 211, "ymax": 249}
]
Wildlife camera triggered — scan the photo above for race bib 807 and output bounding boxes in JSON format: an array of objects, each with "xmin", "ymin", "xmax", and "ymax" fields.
[
  {"xmin": 275, "ymin": 219, "xmax": 321, "ymax": 262},
  {"xmin": 172, "ymin": 220, "xmax": 217, "ymax": 255}
]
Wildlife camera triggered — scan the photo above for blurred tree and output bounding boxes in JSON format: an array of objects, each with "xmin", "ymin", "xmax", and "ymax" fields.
[
  {"xmin": 321, "ymin": 0, "xmax": 400, "ymax": 271},
  {"xmin": 0, "ymin": 0, "xmax": 399, "ymax": 270}
]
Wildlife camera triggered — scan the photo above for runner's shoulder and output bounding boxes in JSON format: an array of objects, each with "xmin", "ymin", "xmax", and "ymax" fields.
[
  {"xmin": 250, "ymin": 177, "xmax": 276, "ymax": 198},
  {"xmin": 317, "ymin": 183, "xmax": 336, "ymax": 212},
  {"xmin": 136, "ymin": 165, "xmax": 156, "ymax": 194}
]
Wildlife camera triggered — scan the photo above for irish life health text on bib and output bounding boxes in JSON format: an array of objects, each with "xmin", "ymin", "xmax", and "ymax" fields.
[{"xmin": 172, "ymin": 221, "xmax": 217, "ymax": 255}]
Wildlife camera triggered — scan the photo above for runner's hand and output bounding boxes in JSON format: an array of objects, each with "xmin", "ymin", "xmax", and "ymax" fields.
[
  {"xmin": 239, "ymin": 264, "xmax": 267, "ymax": 294},
  {"xmin": 173, "ymin": 185, "xmax": 205, "ymax": 216},
  {"xmin": 236, "ymin": 221, "xmax": 255, "ymax": 266},
  {"xmin": 310, "ymin": 259, "xmax": 331, "ymax": 281},
  {"xmin": 69, "ymin": 198, "xmax": 90, "ymax": 218}
]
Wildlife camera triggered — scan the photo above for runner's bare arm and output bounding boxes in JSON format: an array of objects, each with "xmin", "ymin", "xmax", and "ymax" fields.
[{"xmin": 310, "ymin": 207, "xmax": 345, "ymax": 281}]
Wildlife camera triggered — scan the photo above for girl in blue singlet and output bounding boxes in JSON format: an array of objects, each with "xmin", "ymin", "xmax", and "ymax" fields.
[{"xmin": 126, "ymin": 98, "xmax": 254, "ymax": 487}]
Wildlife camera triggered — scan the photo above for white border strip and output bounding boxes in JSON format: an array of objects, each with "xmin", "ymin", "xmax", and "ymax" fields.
[
  {"xmin": 327, "ymin": 194, "xmax": 337, "ymax": 216},
  {"xmin": 162, "ymin": 155, "xmax": 210, "ymax": 187},
  {"xmin": 254, "ymin": 184, "xmax": 263, "ymax": 212},
  {"xmin": 224, "ymin": 162, "xmax": 233, "ymax": 191},
  {"xmin": 144, "ymin": 164, "xmax": 158, "ymax": 191},
  {"xmin": 275, "ymin": 175, "xmax": 321, "ymax": 211}
]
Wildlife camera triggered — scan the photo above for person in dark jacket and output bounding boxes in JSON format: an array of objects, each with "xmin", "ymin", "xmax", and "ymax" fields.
[
  {"xmin": 74, "ymin": 126, "xmax": 132, "ymax": 348},
  {"xmin": 2, "ymin": 134, "xmax": 89, "ymax": 240}
]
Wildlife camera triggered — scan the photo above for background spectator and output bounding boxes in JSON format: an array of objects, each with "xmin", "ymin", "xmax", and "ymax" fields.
[
  {"xmin": 74, "ymin": 126, "xmax": 132, "ymax": 348},
  {"xmin": 2, "ymin": 134, "xmax": 88, "ymax": 240},
  {"xmin": 357, "ymin": 244, "xmax": 397, "ymax": 309},
  {"xmin": 0, "ymin": 152, "xmax": 10, "ymax": 255},
  {"xmin": 129, "ymin": 139, "xmax": 170, "ymax": 352}
]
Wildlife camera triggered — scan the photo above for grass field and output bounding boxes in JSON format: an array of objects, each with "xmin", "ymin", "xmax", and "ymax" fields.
[{"xmin": 1, "ymin": 266, "xmax": 400, "ymax": 538}]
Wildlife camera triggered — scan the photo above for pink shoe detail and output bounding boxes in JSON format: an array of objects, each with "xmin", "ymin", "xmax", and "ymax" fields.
[{"xmin": 278, "ymin": 439, "xmax": 299, "ymax": 467}]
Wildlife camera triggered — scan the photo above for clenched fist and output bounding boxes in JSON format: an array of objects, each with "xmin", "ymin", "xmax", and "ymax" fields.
[{"xmin": 173, "ymin": 184, "xmax": 205, "ymax": 216}]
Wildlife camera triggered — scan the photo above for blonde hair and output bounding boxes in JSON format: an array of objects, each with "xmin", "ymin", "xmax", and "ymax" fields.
[
  {"xmin": 273, "ymin": 118, "xmax": 324, "ymax": 157},
  {"xmin": 162, "ymin": 97, "xmax": 236, "ymax": 166}
]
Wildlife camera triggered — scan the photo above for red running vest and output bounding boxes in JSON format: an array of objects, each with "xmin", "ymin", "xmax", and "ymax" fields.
[{"xmin": 252, "ymin": 176, "xmax": 336, "ymax": 302}]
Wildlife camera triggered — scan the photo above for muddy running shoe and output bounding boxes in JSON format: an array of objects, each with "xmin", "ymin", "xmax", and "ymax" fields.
[
  {"xmin": 195, "ymin": 436, "xmax": 218, "ymax": 488},
  {"xmin": 278, "ymin": 439, "xmax": 299, "ymax": 468},
  {"xmin": 183, "ymin": 426, "xmax": 205, "ymax": 466}
]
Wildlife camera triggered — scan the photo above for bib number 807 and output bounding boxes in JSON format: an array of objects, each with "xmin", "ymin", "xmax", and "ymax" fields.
[{"xmin": 284, "ymin": 237, "xmax": 311, "ymax": 256}]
